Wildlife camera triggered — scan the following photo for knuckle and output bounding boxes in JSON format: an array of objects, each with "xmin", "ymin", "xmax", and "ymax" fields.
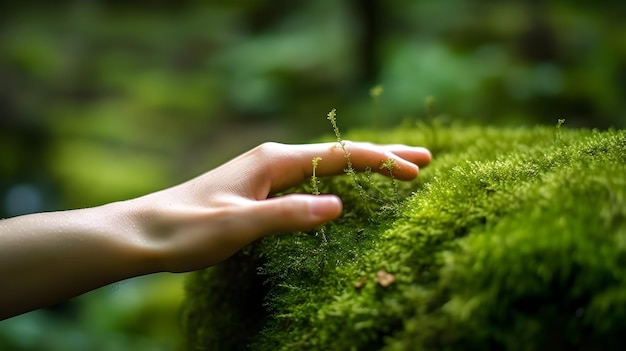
[{"xmin": 253, "ymin": 142, "xmax": 282, "ymax": 158}]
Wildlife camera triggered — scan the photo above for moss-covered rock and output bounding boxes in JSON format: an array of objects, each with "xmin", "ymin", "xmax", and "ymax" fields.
[{"xmin": 182, "ymin": 123, "xmax": 626, "ymax": 350}]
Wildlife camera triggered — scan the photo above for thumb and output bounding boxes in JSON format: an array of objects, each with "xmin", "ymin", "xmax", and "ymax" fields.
[{"xmin": 243, "ymin": 194, "xmax": 342, "ymax": 239}]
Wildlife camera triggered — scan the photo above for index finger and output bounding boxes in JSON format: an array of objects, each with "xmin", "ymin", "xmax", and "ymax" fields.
[{"xmin": 262, "ymin": 141, "xmax": 432, "ymax": 193}]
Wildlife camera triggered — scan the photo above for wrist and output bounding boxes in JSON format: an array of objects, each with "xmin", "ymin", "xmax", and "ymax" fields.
[{"xmin": 99, "ymin": 199, "xmax": 164, "ymax": 277}]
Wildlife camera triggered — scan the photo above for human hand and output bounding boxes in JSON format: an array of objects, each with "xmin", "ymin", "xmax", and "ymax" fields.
[
  {"xmin": 0, "ymin": 141, "xmax": 430, "ymax": 318},
  {"xmin": 134, "ymin": 141, "xmax": 431, "ymax": 273}
]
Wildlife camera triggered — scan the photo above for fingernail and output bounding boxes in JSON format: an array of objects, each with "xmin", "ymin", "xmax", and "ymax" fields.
[{"xmin": 310, "ymin": 195, "xmax": 342, "ymax": 217}]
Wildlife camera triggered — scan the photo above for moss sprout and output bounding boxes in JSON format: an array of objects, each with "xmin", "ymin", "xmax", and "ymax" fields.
[
  {"xmin": 556, "ymin": 118, "xmax": 566, "ymax": 145},
  {"xmin": 423, "ymin": 96, "xmax": 439, "ymax": 151},
  {"xmin": 310, "ymin": 156, "xmax": 326, "ymax": 242},
  {"xmin": 425, "ymin": 95, "xmax": 435, "ymax": 121},
  {"xmin": 370, "ymin": 85, "xmax": 384, "ymax": 129},
  {"xmin": 379, "ymin": 158, "xmax": 399, "ymax": 204},
  {"xmin": 310, "ymin": 156, "xmax": 322, "ymax": 196},
  {"xmin": 327, "ymin": 108, "xmax": 371, "ymax": 212}
]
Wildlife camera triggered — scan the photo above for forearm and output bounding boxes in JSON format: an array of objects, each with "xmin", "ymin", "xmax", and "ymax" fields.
[{"xmin": 0, "ymin": 201, "xmax": 157, "ymax": 320}]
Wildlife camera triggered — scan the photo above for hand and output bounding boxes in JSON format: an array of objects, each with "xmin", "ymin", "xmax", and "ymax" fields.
[
  {"xmin": 134, "ymin": 141, "xmax": 431, "ymax": 273},
  {"xmin": 0, "ymin": 141, "xmax": 430, "ymax": 319}
]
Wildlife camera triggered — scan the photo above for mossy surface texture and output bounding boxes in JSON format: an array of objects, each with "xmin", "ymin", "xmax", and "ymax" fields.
[{"xmin": 182, "ymin": 124, "xmax": 626, "ymax": 350}]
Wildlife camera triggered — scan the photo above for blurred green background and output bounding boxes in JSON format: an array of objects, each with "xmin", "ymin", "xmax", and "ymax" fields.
[{"xmin": 1, "ymin": 1, "xmax": 624, "ymax": 350}]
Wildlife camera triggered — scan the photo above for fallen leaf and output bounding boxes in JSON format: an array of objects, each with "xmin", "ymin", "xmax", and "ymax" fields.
[
  {"xmin": 376, "ymin": 269, "xmax": 396, "ymax": 287},
  {"xmin": 354, "ymin": 276, "xmax": 367, "ymax": 289}
]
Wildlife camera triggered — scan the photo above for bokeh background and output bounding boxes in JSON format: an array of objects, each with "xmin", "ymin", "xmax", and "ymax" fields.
[{"xmin": 1, "ymin": 1, "xmax": 624, "ymax": 350}]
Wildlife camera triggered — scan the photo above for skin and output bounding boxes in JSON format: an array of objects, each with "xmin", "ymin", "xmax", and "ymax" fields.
[{"xmin": 0, "ymin": 141, "xmax": 431, "ymax": 320}]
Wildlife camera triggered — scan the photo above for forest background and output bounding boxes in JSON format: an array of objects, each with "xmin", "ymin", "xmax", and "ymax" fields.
[{"xmin": 1, "ymin": 1, "xmax": 624, "ymax": 350}]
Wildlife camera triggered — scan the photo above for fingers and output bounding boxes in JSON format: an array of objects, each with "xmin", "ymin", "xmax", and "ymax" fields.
[
  {"xmin": 239, "ymin": 194, "xmax": 343, "ymax": 241},
  {"xmin": 258, "ymin": 141, "xmax": 432, "ymax": 193},
  {"xmin": 378, "ymin": 144, "xmax": 432, "ymax": 168}
]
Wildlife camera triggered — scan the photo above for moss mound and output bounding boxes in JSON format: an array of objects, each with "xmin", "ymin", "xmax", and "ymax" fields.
[{"xmin": 182, "ymin": 123, "xmax": 626, "ymax": 350}]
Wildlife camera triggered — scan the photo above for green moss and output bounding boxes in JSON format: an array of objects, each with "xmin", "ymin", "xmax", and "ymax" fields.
[{"xmin": 182, "ymin": 123, "xmax": 626, "ymax": 350}]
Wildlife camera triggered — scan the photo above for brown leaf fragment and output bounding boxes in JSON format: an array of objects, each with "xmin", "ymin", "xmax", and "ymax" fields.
[
  {"xmin": 354, "ymin": 276, "xmax": 367, "ymax": 290},
  {"xmin": 375, "ymin": 269, "xmax": 396, "ymax": 287}
]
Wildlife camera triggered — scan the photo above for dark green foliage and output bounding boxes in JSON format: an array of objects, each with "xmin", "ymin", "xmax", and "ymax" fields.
[
  {"xmin": 182, "ymin": 124, "xmax": 626, "ymax": 350},
  {"xmin": 182, "ymin": 246, "xmax": 268, "ymax": 351}
]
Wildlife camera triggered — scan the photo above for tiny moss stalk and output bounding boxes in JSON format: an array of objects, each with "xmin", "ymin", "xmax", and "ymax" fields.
[
  {"xmin": 555, "ymin": 118, "xmax": 565, "ymax": 145},
  {"xmin": 311, "ymin": 156, "xmax": 327, "ymax": 242},
  {"xmin": 327, "ymin": 109, "xmax": 371, "ymax": 212},
  {"xmin": 311, "ymin": 156, "xmax": 322, "ymax": 196},
  {"xmin": 370, "ymin": 85, "xmax": 384, "ymax": 130},
  {"xmin": 380, "ymin": 158, "xmax": 400, "ymax": 204},
  {"xmin": 425, "ymin": 96, "xmax": 438, "ymax": 149}
]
